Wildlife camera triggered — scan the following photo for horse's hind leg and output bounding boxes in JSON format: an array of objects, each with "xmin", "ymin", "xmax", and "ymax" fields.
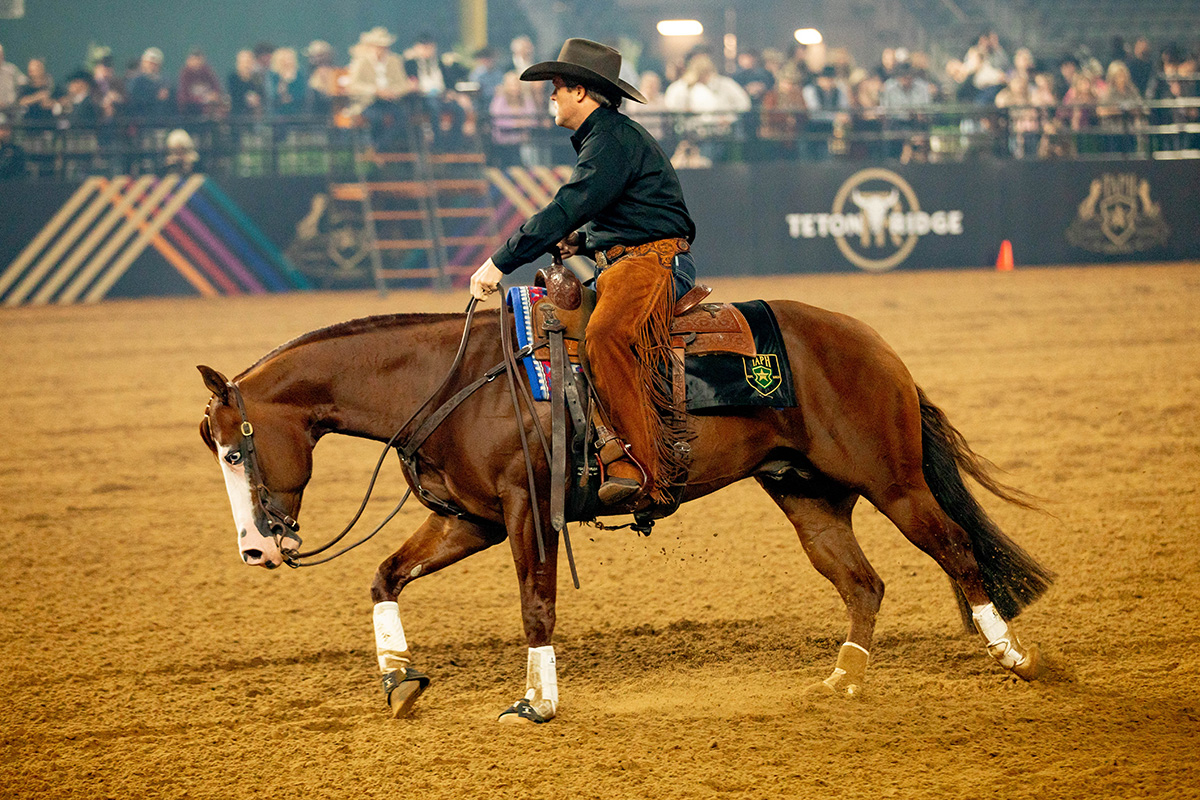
[
  {"xmin": 757, "ymin": 480, "xmax": 882, "ymax": 697},
  {"xmin": 870, "ymin": 484, "xmax": 1041, "ymax": 680},
  {"xmin": 370, "ymin": 512, "xmax": 506, "ymax": 717}
]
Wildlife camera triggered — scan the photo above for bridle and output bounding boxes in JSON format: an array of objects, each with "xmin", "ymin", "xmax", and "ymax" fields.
[
  {"xmin": 208, "ymin": 298, "xmax": 549, "ymax": 569},
  {"xmin": 220, "ymin": 381, "xmax": 304, "ymax": 559}
]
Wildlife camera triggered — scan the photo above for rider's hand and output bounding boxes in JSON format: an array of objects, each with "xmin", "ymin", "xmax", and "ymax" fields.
[
  {"xmin": 556, "ymin": 231, "xmax": 582, "ymax": 260},
  {"xmin": 470, "ymin": 258, "xmax": 504, "ymax": 301}
]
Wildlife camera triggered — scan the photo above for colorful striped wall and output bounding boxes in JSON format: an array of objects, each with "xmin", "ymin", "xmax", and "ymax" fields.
[{"xmin": 0, "ymin": 175, "xmax": 308, "ymax": 306}]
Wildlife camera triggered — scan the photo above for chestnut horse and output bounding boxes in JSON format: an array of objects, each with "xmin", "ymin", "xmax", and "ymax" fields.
[{"xmin": 198, "ymin": 300, "xmax": 1052, "ymax": 722}]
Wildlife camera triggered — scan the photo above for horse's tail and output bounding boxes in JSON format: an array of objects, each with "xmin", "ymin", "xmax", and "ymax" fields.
[{"xmin": 917, "ymin": 386, "xmax": 1054, "ymax": 629}]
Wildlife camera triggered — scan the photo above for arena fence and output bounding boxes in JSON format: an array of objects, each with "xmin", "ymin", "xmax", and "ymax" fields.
[{"xmin": 1, "ymin": 158, "xmax": 1198, "ymax": 305}]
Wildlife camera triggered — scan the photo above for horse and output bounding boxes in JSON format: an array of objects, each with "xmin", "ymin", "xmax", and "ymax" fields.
[{"xmin": 197, "ymin": 298, "xmax": 1053, "ymax": 723}]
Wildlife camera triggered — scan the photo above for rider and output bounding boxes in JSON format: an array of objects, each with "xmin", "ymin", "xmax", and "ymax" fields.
[{"xmin": 469, "ymin": 38, "xmax": 697, "ymax": 507}]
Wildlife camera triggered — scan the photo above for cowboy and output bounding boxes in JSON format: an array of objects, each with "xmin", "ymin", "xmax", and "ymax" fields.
[{"xmin": 469, "ymin": 38, "xmax": 697, "ymax": 507}]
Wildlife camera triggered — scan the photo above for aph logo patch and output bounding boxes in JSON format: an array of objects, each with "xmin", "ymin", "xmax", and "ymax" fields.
[{"xmin": 743, "ymin": 354, "xmax": 783, "ymax": 397}]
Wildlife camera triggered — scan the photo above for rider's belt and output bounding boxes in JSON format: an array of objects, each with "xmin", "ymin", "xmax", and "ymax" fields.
[{"xmin": 595, "ymin": 238, "xmax": 690, "ymax": 272}]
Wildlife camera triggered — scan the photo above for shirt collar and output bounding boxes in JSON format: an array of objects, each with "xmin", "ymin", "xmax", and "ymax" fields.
[{"xmin": 570, "ymin": 106, "xmax": 615, "ymax": 152}]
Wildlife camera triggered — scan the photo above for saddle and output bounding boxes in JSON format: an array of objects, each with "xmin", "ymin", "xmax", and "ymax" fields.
[
  {"xmin": 529, "ymin": 275, "xmax": 757, "ymax": 365},
  {"xmin": 528, "ymin": 259, "xmax": 760, "ymax": 537}
]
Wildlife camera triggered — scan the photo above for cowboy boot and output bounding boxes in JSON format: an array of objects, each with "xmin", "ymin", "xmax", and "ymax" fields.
[{"xmin": 595, "ymin": 426, "xmax": 648, "ymax": 505}]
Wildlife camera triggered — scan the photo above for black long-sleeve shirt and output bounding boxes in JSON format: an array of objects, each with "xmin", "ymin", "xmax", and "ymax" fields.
[{"xmin": 490, "ymin": 106, "xmax": 696, "ymax": 273}]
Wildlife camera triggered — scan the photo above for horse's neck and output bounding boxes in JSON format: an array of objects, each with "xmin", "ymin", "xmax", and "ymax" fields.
[{"xmin": 245, "ymin": 314, "xmax": 498, "ymax": 441}]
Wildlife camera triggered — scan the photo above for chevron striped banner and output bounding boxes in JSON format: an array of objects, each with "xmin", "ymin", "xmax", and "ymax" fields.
[{"xmin": 0, "ymin": 175, "xmax": 308, "ymax": 306}]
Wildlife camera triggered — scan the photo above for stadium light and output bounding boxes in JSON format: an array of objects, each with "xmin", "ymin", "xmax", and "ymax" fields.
[
  {"xmin": 657, "ymin": 19, "xmax": 704, "ymax": 37},
  {"xmin": 794, "ymin": 28, "xmax": 823, "ymax": 45}
]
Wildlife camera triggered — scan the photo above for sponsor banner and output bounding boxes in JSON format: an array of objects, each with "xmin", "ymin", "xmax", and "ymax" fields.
[
  {"xmin": 679, "ymin": 159, "xmax": 1200, "ymax": 273},
  {"xmin": 2, "ymin": 160, "xmax": 1199, "ymax": 303}
]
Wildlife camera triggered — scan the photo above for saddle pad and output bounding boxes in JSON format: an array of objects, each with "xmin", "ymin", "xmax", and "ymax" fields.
[
  {"xmin": 684, "ymin": 300, "xmax": 797, "ymax": 411},
  {"xmin": 507, "ymin": 289, "xmax": 795, "ymax": 410},
  {"xmin": 507, "ymin": 285, "xmax": 580, "ymax": 401}
]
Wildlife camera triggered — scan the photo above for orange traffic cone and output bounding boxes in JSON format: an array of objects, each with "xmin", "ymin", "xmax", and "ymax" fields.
[{"xmin": 996, "ymin": 239, "xmax": 1014, "ymax": 272}]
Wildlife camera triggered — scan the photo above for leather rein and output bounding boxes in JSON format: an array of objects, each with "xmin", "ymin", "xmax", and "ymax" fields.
[{"xmin": 217, "ymin": 299, "xmax": 540, "ymax": 569}]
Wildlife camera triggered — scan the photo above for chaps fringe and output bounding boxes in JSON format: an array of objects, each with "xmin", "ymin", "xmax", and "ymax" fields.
[{"xmin": 632, "ymin": 277, "xmax": 692, "ymax": 505}]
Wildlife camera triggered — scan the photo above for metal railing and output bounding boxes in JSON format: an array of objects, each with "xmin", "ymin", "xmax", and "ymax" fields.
[{"xmin": 1, "ymin": 98, "xmax": 1198, "ymax": 181}]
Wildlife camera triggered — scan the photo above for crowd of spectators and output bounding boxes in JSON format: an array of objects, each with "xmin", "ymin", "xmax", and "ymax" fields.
[{"xmin": 0, "ymin": 26, "xmax": 1197, "ymax": 179}]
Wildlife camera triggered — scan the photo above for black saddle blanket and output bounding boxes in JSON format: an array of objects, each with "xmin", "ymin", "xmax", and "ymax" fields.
[{"xmin": 684, "ymin": 300, "xmax": 797, "ymax": 412}]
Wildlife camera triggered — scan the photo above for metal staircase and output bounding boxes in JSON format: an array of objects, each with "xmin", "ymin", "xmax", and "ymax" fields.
[{"xmin": 331, "ymin": 122, "xmax": 499, "ymax": 294}]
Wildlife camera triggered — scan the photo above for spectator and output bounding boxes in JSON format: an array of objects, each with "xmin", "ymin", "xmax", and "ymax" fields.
[
  {"xmin": 801, "ymin": 65, "xmax": 850, "ymax": 159},
  {"xmin": 345, "ymin": 27, "xmax": 412, "ymax": 145},
  {"xmin": 252, "ymin": 42, "xmax": 276, "ymax": 108},
  {"xmin": 627, "ymin": 70, "xmax": 669, "ymax": 142},
  {"xmin": 61, "ymin": 70, "xmax": 101, "ymax": 126},
  {"xmin": 758, "ymin": 63, "xmax": 807, "ymax": 159},
  {"xmin": 267, "ymin": 47, "xmax": 307, "ymax": 115},
  {"xmin": 663, "ymin": 51, "xmax": 751, "ymax": 160},
  {"xmin": 880, "ymin": 61, "xmax": 934, "ymax": 108},
  {"xmin": 91, "ymin": 56, "xmax": 125, "ymax": 120},
  {"xmin": 304, "ymin": 41, "xmax": 338, "ymax": 117},
  {"xmin": 228, "ymin": 49, "xmax": 263, "ymax": 117},
  {"xmin": 995, "ymin": 74, "xmax": 1039, "ymax": 158},
  {"xmin": 1057, "ymin": 72, "xmax": 1101, "ymax": 154},
  {"xmin": 1011, "ymin": 47, "xmax": 1036, "ymax": 83},
  {"xmin": 509, "ymin": 35, "xmax": 536, "ymax": 75},
  {"xmin": 161, "ymin": 127, "xmax": 200, "ymax": 175},
  {"xmin": 785, "ymin": 42, "xmax": 813, "ymax": 89},
  {"xmin": 1097, "ymin": 60, "xmax": 1146, "ymax": 153},
  {"xmin": 405, "ymin": 33, "xmax": 445, "ymax": 98},
  {"xmin": 961, "ymin": 31, "xmax": 1010, "ymax": 103},
  {"xmin": 487, "ymin": 70, "xmax": 538, "ymax": 167},
  {"xmin": 879, "ymin": 62, "xmax": 933, "ymax": 161},
  {"xmin": 849, "ymin": 70, "xmax": 885, "ymax": 159},
  {"xmin": 0, "ymin": 118, "xmax": 26, "ymax": 179},
  {"xmin": 909, "ymin": 51, "xmax": 939, "ymax": 100},
  {"xmin": 126, "ymin": 47, "xmax": 173, "ymax": 118},
  {"xmin": 469, "ymin": 47, "xmax": 505, "ymax": 106},
  {"xmin": 732, "ymin": 49, "xmax": 775, "ymax": 107},
  {"xmin": 0, "ymin": 44, "xmax": 27, "ymax": 112},
  {"xmin": 874, "ymin": 47, "xmax": 899, "ymax": 83},
  {"xmin": 669, "ymin": 138, "xmax": 711, "ymax": 169},
  {"xmin": 18, "ymin": 57, "xmax": 57, "ymax": 121},
  {"xmin": 1125, "ymin": 37, "xmax": 1154, "ymax": 96},
  {"xmin": 508, "ymin": 35, "xmax": 546, "ymax": 106},
  {"xmin": 177, "ymin": 48, "xmax": 223, "ymax": 118},
  {"xmin": 1054, "ymin": 55, "xmax": 1079, "ymax": 100}
]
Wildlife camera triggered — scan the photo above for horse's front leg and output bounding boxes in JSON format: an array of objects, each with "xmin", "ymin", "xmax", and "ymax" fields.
[
  {"xmin": 370, "ymin": 512, "xmax": 505, "ymax": 717},
  {"xmin": 497, "ymin": 497, "xmax": 560, "ymax": 724}
]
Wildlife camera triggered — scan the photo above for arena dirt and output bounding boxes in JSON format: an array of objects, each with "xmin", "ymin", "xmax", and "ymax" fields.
[{"xmin": 2, "ymin": 264, "xmax": 1198, "ymax": 799}]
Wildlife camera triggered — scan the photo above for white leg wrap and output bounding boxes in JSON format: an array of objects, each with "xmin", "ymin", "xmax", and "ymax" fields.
[
  {"xmin": 972, "ymin": 602, "xmax": 1027, "ymax": 670},
  {"xmin": 374, "ymin": 601, "xmax": 410, "ymax": 673},
  {"xmin": 523, "ymin": 645, "xmax": 558, "ymax": 718}
]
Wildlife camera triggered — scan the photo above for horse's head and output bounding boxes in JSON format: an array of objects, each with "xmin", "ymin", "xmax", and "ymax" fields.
[{"xmin": 198, "ymin": 365, "xmax": 313, "ymax": 569}]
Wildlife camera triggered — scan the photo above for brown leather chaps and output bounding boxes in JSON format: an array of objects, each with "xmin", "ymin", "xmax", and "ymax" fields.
[{"xmin": 588, "ymin": 239, "xmax": 689, "ymax": 504}]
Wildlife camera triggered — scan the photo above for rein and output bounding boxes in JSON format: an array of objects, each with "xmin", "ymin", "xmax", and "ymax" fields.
[{"xmin": 221, "ymin": 299, "xmax": 542, "ymax": 569}]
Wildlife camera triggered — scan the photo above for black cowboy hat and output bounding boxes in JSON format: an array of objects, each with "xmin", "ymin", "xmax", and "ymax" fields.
[{"xmin": 520, "ymin": 38, "xmax": 646, "ymax": 104}]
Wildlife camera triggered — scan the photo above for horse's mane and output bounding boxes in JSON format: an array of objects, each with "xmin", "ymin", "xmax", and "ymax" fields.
[{"xmin": 234, "ymin": 312, "xmax": 465, "ymax": 380}]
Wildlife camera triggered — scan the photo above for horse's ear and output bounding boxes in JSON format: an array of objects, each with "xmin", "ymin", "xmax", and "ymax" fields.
[{"xmin": 197, "ymin": 365, "xmax": 231, "ymax": 403}]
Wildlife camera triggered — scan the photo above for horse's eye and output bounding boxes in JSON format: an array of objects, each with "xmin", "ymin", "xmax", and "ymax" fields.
[{"xmin": 225, "ymin": 450, "xmax": 244, "ymax": 466}]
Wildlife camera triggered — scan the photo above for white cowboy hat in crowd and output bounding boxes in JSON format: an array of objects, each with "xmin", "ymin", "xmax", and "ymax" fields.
[{"xmin": 359, "ymin": 27, "xmax": 396, "ymax": 48}]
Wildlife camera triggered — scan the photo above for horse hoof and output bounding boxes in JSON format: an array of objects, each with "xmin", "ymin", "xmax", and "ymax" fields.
[
  {"xmin": 801, "ymin": 677, "xmax": 862, "ymax": 698},
  {"xmin": 497, "ymin": 698, "xmax": 552, "ymax": 724},
  {"xmin": 382, "ymin": 668, "xmax": 430, "ymax": 718},
  {"xmin": 1011, "ymin": 643, "xmax": 1044, "ymax": 682},
  {"xmin": 388, "ymin": 680, "xmax": 427, "ymax": 718}
]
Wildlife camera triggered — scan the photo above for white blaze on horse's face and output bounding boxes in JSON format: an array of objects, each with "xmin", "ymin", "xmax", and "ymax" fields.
[{"xmin": 217, "ymin": 442, "xmax": 284, "ymax": 569}]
